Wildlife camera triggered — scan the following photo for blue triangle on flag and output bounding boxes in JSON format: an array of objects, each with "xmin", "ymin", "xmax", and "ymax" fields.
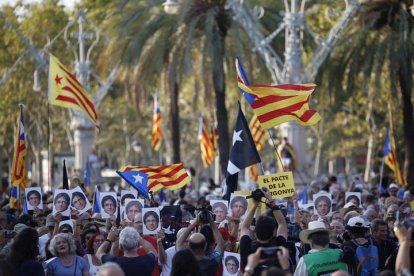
[{"xmin": 117, "ymin": 170, "xmax": 149, "ymax": 198}]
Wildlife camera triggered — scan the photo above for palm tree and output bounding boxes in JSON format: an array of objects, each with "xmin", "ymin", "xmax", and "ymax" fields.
[
  {"xmin": 326, "ymin": 0, "xmax": 414, "ymax": 187},
  {"xmin": 104, "ymin": 0, "xmax": 260, "ymax": 175}
]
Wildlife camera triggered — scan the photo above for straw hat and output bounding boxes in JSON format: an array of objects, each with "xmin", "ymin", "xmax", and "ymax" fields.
[{"xmin": 299, "ymin": 221, "xmax": 334, "ymax": 244}]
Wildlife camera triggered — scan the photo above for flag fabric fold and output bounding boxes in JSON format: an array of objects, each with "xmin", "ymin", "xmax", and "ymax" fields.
[
  {"xmin": 225, "ymin": 103, "xmax": 261, "ymax": 199},
  {"xmin": 48, "ymin": 55, "xmax": 99, "ymax": 127},
  {"xmin": 198, "ymin": 115, "xmax": 215, "ymax": 167},
  {"xmin": 236, "ymin": 58, "xmax": 320, "ymax": 129},
  {"xmin": 151, "ymin": 92, "xmax": 163, "ymax": 151},
  {"xmin": 383, "ymin": 129, "xmax": 405, "ymax": 185},
  {"xmin": 9, "ymin": 104, "xmax": 27, "ymax": 209},
  {"xmin": 117, "ymin": 163, "xmax": 191, "ymax": 198}
]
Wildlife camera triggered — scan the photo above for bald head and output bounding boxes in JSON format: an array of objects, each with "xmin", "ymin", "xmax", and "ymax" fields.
[
  {"xmin": 189, "ymin": 233, "xmax": 206, "ymax": 254},
  {"xmin": 97, "ymin": 262, "xmax": 125, "ymax": 276}
]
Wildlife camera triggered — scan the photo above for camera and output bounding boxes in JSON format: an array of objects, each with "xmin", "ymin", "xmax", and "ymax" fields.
[
  {"xmin": 246, "ymin": 189, "xmax": 264, "ymax": 201},
  {"xmin": 260, "ymin": 247, "xmax": 281, "ymax": 259},
  {"xmin": 197, "ymin": 205, "xmax": 215, "ymax": 224}
]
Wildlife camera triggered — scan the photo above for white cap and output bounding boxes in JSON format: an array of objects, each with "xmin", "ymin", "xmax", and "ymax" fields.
[
  {"xmin": 347, "ymin": 216, "xmax": 369, "ymax": 228},
  {"xmin": 388, "ymin": 183, "xmax": 399, "ymax": 190}
]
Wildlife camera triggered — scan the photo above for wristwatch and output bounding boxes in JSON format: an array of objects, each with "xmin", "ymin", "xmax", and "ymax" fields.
[{"xmin": 244, "ymin": 266, "xmax": 254, "ymax": 275}]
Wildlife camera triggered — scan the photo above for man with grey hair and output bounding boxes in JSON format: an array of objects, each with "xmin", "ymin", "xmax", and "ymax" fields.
[
  {"xmin": 96, "ymin": 227, "xmax": 156, "ymax": 276},
  {"xmin": 97, "ymin": 262, "xmax": 125, "ymax": 276}
]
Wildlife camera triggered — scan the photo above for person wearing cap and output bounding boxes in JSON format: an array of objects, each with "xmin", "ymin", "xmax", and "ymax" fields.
[
  {"xmin": 340, "ymin": 202, "xmax": 362, "ymax": 219},
  {"xmin": 340, "ymin": 216, "xmax": 379, "ymax": 275},
  {"xmin": 388, "ymin": 183, "xmax": 399, "ymax": 197},
  {"xmin": 294, "ymin": 221, "xmax": 347, "ymax": 276}
]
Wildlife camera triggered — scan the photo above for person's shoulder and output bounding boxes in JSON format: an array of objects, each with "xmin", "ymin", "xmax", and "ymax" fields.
[
  {"xmin": 76, "ymin": 255, "xmax": 87, "ymax": 264},
  {"xmin": 274, "ymin": 235, "xmax": 287, "ymax": 246},
  {"xmin": 101, "ymin": 254, "xmax": 116, "ymax": 263}
]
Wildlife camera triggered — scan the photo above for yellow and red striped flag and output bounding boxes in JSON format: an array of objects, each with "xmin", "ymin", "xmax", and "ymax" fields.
[
  {"xmin": 151, "ymin": 92, "xmax": 163, "ymax": 151},
  {"xmin": 210, "ymin": 127, "xmax": 219, "ymax": 158},
  {"xmin": 248, "ymin": 115, "xmax": 268, "ymax": 181},
  {"xmin": 117, "ymin": 163, "xmax": 191, "ymax": 198},
  {"xmin": 383, "ymin": 129, "xmax": 405, "ymax": 185},
  {"xmin": 198, "ymin": 115, "xmax": 214, "ymax": 167},
  {"xmin": 236, "ymin": 58, "xmax": 320, "ymax": 129},
  {"xmin": 48, "ymin": 55, "xmax": 99, "ymax": 127},
  {"xmin": 9, "ymin": 104, "xmax": 27, "ymax": 208}
]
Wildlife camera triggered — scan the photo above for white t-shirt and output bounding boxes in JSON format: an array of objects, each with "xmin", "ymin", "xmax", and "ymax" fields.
[
  {"xmin": 39, "ymin": 233, "xmax": 50, "ymax": 258},
  {"xmin": 159, "ymin": 246, "xmax": 177, "ymax": 276}
]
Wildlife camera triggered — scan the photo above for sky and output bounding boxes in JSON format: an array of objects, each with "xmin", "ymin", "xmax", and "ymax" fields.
[{"xmin": 0, "ymin": 0, "xmax": 78, "ymax": 9}]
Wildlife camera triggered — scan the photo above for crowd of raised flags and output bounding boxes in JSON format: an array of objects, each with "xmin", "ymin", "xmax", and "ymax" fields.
[
  {"xmin": 8, "ymin": 55, "xmax": 407, "ymax": 212},
  {"xmin": 2, "ymin": 54, "xmax": 413, "ymax": 276}
]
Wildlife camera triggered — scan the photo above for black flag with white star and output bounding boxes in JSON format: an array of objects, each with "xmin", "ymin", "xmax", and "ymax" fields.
[{"xmin": 224, "ymin": 103, "xmax": 261, "ymax": 200}]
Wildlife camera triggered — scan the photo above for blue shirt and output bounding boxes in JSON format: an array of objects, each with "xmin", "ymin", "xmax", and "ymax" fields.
[{"xmin": 46, "ymin": 255, "xmax": 88, "ymax": 276}]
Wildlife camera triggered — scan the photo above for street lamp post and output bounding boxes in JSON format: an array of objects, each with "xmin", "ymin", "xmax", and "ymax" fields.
[{"xmin": 64, "ymin": 10, "xmax": 99, "ymax": 175}]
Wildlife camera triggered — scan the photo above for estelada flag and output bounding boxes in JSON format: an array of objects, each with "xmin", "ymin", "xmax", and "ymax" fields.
[
  {"xmin": 10, "ymin": 104, "xmax": 27, "ymax": 209},
  {"xmin": 151, "ymin": 92, "xmax": 162, "ymax": 151},
  {"xmin": 236, "ymin": 57, "xmax": 320, "ymax": 129},
  {"xmin": 198, "ymin": 115, "xmax": 214, "ymax": 167},
  {"xmin": 48, "ymin": 55, "xmax": 99, "ymax": 127},
  {"xmin": 117, "ymin": 163, "xmax": 191, "ymax": 198},
  {"xmin": 383, "ymin": 129, "xmax": 406, "ymax": 185}
]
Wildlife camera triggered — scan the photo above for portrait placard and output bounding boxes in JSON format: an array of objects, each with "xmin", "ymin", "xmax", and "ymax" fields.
[
  {"xmin": 142, "ymin": 207, "xmax": 161, "ymax": 235},
  {"xmin": 313, "ymin": 193, "xmax": 332, "ymax": 217},
  {"xmin": 53, "ymin": 189, "xmax": 71, "ymax": 216},
  {"xmin": 25, "ymin": 187, "xmax": 43, "ymax": 210},
  {"xmin": 100, "ymin": 192, "xmax": 118, "ymax": 219},
  {"xmin": 70, "ymin": 186, "xmax": 91, "ymax": 215},
  {"xmin": 123, "ymin": 199, "xmax": 144, "ymax": 222},
  {"xmin": 222, "ymin": 251, "xmax": 241, "ymax": 276}
]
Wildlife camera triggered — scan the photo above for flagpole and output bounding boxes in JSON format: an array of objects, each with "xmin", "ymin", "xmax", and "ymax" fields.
[
  {"xmin": 378, "ymin": 157, "xmax": 385, "ymax": 193},
  {"xmin": 267, "ymin": 130, "xmax": 284, "ymax": 172}
]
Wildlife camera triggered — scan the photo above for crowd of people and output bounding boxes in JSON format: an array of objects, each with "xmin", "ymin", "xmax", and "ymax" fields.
[{"xmin": 0, "ymin": 174, "xmax": 413, "ymax": 276}]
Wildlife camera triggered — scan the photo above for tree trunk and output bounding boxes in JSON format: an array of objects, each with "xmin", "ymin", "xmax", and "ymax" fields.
[
  {"xmin": 170, "ymin": 81, "xmax": 181, "ymax": 163},
  {"xmin": 399, "ymin": 70, "xmax": 414, "ymax": 188},
  {"xmin": 212, "ymin": 33, "xmax": 229, "ymax": 176}
]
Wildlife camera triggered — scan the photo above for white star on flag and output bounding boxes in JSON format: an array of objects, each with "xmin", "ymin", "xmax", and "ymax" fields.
[
  {"xmin": 227, "ymin": 160, "xmax": 240, "ymax": 175},
  {"xmin": 133, "ymin": 173, "xmax": 144, "ymax": 184},
  {"xmin": 232, "ymin": 129, "xmax": 243, "ymax": 145}
]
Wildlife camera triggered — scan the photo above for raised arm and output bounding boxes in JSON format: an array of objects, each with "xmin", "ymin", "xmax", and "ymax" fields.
[
  {"xmin": 263, "ymin": 188, "xmax": 287, "ymax": 239},
  {"xmin": 176, "ymin": 218, "xmax": 198, "ymax": 251},
  {"xmin": 157, "ymin": 230, "xmax": 167, "ymax": 264},
  {"xmin": 96, "ymin": 227, "xmax": 119, "ymax": 262},
  {"xmin": 394, "ymin": 223, "xmax": 412, "ymax": 274},
  {"xmin": 240, "ymin": 200, "xmax": 259, "ymax": 238},
  {"xmin": 210, "ymin": 215, "xmax": 225, "ymax": 254}
]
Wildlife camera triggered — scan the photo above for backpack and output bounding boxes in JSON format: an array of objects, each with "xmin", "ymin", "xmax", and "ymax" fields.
[{"xmin": 353, "ymin": 239, "xmax": 379, "ymax": 276}]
